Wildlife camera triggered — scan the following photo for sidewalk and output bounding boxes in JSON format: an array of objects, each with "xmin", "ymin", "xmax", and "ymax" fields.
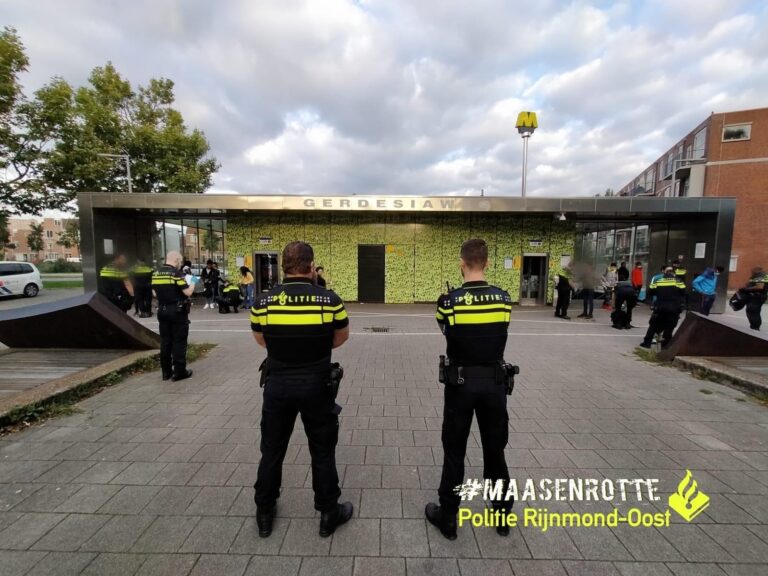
[{"xmin": 0, "ymin": 304, "xmax": 766, "ymax": 575}]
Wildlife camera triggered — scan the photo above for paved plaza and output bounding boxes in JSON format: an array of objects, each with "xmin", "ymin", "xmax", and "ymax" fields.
[{"xmin": 1, "ymin": 302, "xmax": 767, "ymax": 576}]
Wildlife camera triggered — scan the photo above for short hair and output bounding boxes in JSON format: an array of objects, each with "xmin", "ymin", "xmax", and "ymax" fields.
[
  {"xmin": 460, "ymin": 239, "xmax": 488, "ymax": 269},
  {"xmin": 206, "ymin": 259, "xmax": 213, "ymax": 265},
  {"xmin": 316, "ymin": 266, "xmax": 324, "ymax": 272},
  {"xmin": 610, "ymin": 262, "xmax": 617, "ymax": 267},
  {"xmin": 282, "ymin": 241, "xmax": 314, "ymax": 275},
  {"xmin": 635, "ymin": 261, "xmax": 641, "ymax": 266}
]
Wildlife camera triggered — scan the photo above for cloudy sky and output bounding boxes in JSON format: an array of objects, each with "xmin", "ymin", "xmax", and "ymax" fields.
[{"xmin": 6, "ymin": 0, "xmax": 768, "ymax": 197}]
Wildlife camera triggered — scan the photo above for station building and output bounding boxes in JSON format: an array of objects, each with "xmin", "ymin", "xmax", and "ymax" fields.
[{"xmin": 78, "ymin": 193, "xmax": 736, "ymax": 312}]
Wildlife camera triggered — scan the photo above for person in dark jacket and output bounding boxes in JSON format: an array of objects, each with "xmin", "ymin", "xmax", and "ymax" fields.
[
  {"xmin": 639, "ymin": 267, "xmax": 686, "ymax": 348},
  {"xmin": 201, "ymin": 260, "xmax": 220, "ymax": 309},
  {"xmin": 554, "ymin": 267, "xmax": 573, "ymax": 320},
  {"xmin": 612, "ymin": 280, "xmax": 637, "ymax": 329},
  {"xmin": 741, "ymin": 267, "xmax": 768, "ymax": 330},
  {"xmin": 617, "ymin": 261, "xmax": 630, "ymax": 282}
]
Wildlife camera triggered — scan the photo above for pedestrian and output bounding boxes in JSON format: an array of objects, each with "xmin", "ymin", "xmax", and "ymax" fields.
[
  {"xmin": 252, "ymin": 241, "xmax": 352, "ymax": 539},
  {"xmin": 576, "ymin": 263, "xmax": 598, "ymax": 319},
  {"xmin": 740, "ymin": 267, "xmax": 768, "ymax": 330},
  {"xmin": 631, "ymin": 262, "xmax": 644, "ymax": 296},
  {"xmin": 315, "ymin": 265, "xmax": 327, "ymax": 288},
  {"xmin": 239, "ymin": 266, "xmax": 255, "ymax": 309},
  {"xmin": 216, "ymin": 281, "xmax": 242, "ymax": 313},
  {"xmin": 201, "ymin": 259, "xmax": 220, "ymax": 309},
  {"xmin": 130, "ymin": 258, "xmax": 154, "ymax": 317},
  {"xmin": 212, "ymin": 262, "xmax": 221, "ymax": 301},
  {"xmin": 692, "ymin": 267, "xmax": 720, "ymax": 316},
  {"xmin": 152, "ymin": 250, "xmax": 196, "ymax": 381},
  {"xmin": 427, "ymin": 238, "xmax": 513, "ymax": 540},
  {"xmin": 612, "ymin": 279, "xmax": 637, "ymax": 329},
  {"xmin": 98, "ymin": 254, "xmax": 134, "ymax": 313},
  {"xmin": 617, "ymin": 261, "xmax": 630, "ymax": 282},
  {"xmin": 639, "ymin": 267, "xmax": 686, "ymax": 349},
  {"xmin": 601, "ymin": 263, "xmax": 618, "ymax": 309},
  {"xmin": 554, "ymin": 266, "xmax": 573, "ymax": 320}
]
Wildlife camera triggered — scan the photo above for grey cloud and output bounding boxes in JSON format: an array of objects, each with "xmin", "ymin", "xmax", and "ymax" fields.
[{"xmin": 4, "ymin": 0, "xmax": 768, "ymax": 198}]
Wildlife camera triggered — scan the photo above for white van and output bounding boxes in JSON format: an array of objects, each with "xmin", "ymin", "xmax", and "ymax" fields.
[{"xmin": 0, "ymin": 262, "xmax": 43, "ymax": 297}]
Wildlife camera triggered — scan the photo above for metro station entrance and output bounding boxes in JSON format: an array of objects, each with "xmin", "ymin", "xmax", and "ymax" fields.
[
  {"xmin": 252, "ymin": 252, "xmax": 279, "ymax": 293},
  {"xmin": 520, "ymin": 255, "xmax": 547, "ymax": 306}
]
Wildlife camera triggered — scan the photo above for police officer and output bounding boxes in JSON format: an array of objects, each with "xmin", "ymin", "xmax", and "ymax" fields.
[
  {"xmin": 98, "ymin": 254, "xmax": 134, "ymax": 312},
  {"xmin": 216, "ymin": 281, "xmax": 242, "ymax": 313},
  {"xmin": 131, "ymin": 258, "xmax": 154, "ymax": 318},
  {"xmin": 426, "ymin": 239, "xmax": 513, "ymax": 540},
  {"xmin": 639, "ymin": 266, "xmax": 686, "ymax": 349},
  {"xmin": 152, "ymin": 251, "xmax": 195, "ymax": 382},
  {"xmin": 251, "ymin": 241, "xmax": 352, "ymax": 538},
  {"xmin": 742, "ymin": 266, "xmax": 768, "ymax": 330}
]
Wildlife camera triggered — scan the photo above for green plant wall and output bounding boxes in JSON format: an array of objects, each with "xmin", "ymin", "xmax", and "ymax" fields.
[{"xmin": 225, "ymin": 211, "xmax": 575, "ymax": 304}]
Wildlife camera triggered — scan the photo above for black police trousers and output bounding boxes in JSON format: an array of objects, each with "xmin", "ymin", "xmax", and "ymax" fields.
[
  {"xmin": 157, "ymin": 306, "xmax": 189, "ymax": 378},
  {"xmin": 255, "ymin": 371, "xmax": 341, "ymax": 512},
  {"xmin": 746, "ymin": 300, "xmax": 763, "ymax": 330},
  {"xmin": 134, "ymin": 284, "xmax": 152, "ymax": 316},
  {"xmin": 642, "ymin": 310, "xmax": 680, "ymax": 346},
  {"xmin": 438, "ymin": 376, "xmax": 510, "ymax": 514}
]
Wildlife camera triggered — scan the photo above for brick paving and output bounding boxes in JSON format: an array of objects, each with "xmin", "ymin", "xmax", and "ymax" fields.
[{"xmin": 0, "ymin": 303, "xmax": 767, "ymax": 575}]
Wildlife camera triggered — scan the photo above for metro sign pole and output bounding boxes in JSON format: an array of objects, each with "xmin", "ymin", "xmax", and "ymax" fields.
[{"xmin": 516, "ymin": 112, "xmax": 538, "ymax": 198}]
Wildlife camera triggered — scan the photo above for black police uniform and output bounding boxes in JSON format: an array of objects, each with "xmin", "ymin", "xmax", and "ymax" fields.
[
  {"xmin": 131, "ymin": 263, "xmax": 154, "ymax": 317},
  {"xmin": 217, "ymin": 284, "xmax": 242, "ymax": 313},
  {"xmin": 641, "ymin": 274, "xmax": 686, "ymax": 347},
  {"xmin": 151, "ymin": 265, "xmax": 191, "ymax": 380},
  {"xmin": 251, "ymin": 278, "xmax": 348, "ymax": 514},
  {"xmin": 435, "ymin": 281, "xmax": 512, "ymax": 514},
  {"xmin": 744, "ymin": 272, "xmax": 768, "ymax": 330},
  {"xmin": 99, "ymin": 263, "xmax": 132, "ymax": 312}
]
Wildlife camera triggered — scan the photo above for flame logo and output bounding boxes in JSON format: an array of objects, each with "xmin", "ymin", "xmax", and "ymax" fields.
[
  {"xmin": 278, "ymin": 291, "xmax": 288, "ymax": 306},
  {"xmin": 668, "ymin": 469, "xmax": 710, "ymax": 522},
  {"xmin": 464, "ymin": 293, "xmax": 474, "ymax": 306}
]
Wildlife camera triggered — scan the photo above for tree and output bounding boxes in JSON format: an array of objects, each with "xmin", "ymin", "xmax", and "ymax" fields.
[
  {"xmin": 46, "ymin": 64, "xmax": 219, "ymax": 196},
  {"xmin": 0, "ymin": 28, "xmax": 219, "ymax": 216},
  {"xmin": 0, "ymin": 213, "xmax": 9, "ymax": 259},
  {"xmin": 56, "ymin": 218, "xmax": 80, "ymax": 251},
  {"xmin": 201, "ymin": 229, "xmax": 221, "ymax": 255},
  {"xmin": 27, "ymin": 222, "xmax": 44, "ymax": 257},
  {"xmin": 0, "ymin": 27, "xmax": 73, "ymax": 215}
]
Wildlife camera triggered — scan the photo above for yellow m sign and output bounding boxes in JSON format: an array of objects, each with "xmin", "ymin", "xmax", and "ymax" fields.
[{"xmin": 516, "ymin": 111, "xmax": 538, "ymax": 130}]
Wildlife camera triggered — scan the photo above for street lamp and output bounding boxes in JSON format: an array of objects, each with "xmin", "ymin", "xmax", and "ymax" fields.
[
  {"xmin": 515, "ymin": 111, "xmax": 538, "ymax": 198},
  {"xmin": 97, "ymin": 153, "xmax": 132, "ymax": 194}
]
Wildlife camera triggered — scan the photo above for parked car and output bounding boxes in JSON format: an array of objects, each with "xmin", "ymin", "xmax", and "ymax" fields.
[{"xmin": 0, "ymin": 261, "xmax": 43, "ymax": 297}]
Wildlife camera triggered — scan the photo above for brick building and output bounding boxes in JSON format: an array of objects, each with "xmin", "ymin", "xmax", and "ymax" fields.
[
  {"xmin": 618, "ymin": 107, "xmax": 768, "ymax": 289},
  {"xmin": 4, "ymin": 217, "xmax": 81, "ymax": 263}
]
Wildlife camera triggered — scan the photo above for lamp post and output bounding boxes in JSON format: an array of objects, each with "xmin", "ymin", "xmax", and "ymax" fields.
[
  {"xmin": 515, "ymin": 112, "xmax": 538, "ymax": 198},
  {"xmin": 97, "ymin": 153, "xmax": 132, "ymax": 194}
]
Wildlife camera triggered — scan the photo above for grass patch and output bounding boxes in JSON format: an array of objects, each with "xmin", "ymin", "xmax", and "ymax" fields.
[
  {"xmin": 633, "ymin": 347, "xmax": 673, "ymax": 367},
  {"xmin": 0, "ymin": 342, "xmax": 216, "ymax": 434},
  {"xmin": 44, "ymin": 281, "xmax": 84, "ymax": 289}
]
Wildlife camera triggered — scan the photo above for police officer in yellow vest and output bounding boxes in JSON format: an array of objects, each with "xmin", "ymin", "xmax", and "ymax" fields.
[
  {"xmin": 131, "ymin": 259, "xmax": 155, "ymax": 318},
  {"xmin": 152, "ymin": 251, "xmax": 195, "ymax": 382},
  {"xmin": 426, "ymin": 239, "xmax": 515, "ymax": 540},
  {"xmin": 98, "ymin": 254, "xmax": 134, "ymax": 312},
  {"xmin": 640, "ymin": 267, "xmax": 686, "ymax": 349},
  {"xmin": 251, "ymin": 241, "xmax": 352, "ymax": 539}
]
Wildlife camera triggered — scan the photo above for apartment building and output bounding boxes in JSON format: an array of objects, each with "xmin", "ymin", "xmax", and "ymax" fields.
[
  {"xmin": 5, "ymin": 217, "xmax": 81, "ymax": 262},
  {"xmin": 618, "ymin": 107, "xmax": 768, "ymax": 288}
]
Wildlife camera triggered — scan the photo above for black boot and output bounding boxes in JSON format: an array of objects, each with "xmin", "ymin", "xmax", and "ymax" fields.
[
  {"xmin": 256, "ymin": 505, "xmax": 275, "ymax": 538},
  {"xmin": 319, "ymin": 502, "xmax": 353, "ymax": 537},
  {"xmin": 425, "ymin": 503, "xmax": 457, "ymax": 540},
  {"xmin": 493, "ymin": 502, "xmax": 513, "ymax": 536},
  {"xmin": 171, "ymin": 369, "xmax": 193, "ymax": 382}
]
